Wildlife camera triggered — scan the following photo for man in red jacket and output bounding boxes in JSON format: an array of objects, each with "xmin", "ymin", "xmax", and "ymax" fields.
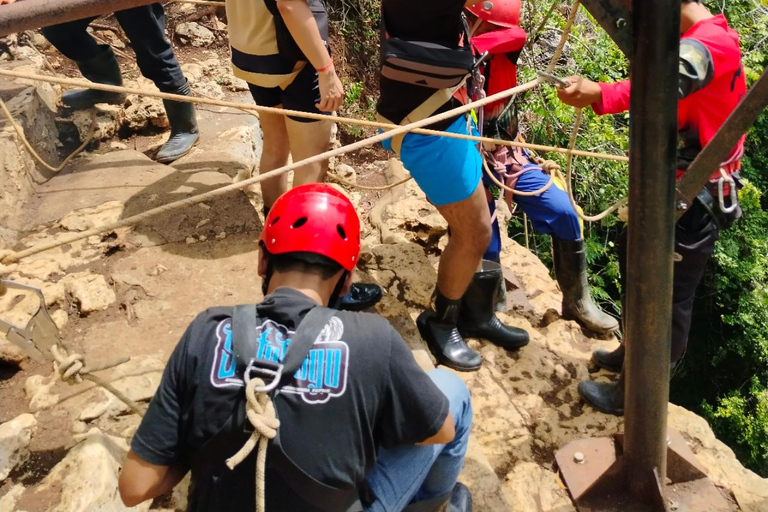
[{"xmin": 557, "ymin": 0, "xmax": 746, "ymax": 415}]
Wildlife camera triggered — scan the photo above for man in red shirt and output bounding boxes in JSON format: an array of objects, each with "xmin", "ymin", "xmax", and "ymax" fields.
[{"xmin": 557, "ymin": 0, "xmax": 746, "ymax": 415}]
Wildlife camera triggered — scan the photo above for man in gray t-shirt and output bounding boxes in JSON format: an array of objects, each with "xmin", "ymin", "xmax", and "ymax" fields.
[{"xmin": 117, "ymin": 184, "xmax": 473, "ymax": 512}]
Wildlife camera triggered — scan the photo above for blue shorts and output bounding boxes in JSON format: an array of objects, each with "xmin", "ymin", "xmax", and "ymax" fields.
[{"xmin": 383, "ymin": 116, "xmax": 482, "ymax": 206}]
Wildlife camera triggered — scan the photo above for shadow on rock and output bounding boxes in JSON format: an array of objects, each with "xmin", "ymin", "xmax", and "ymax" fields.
[{"xmin": 121, "ymin": 167, "xmax": 262, "ymax": 260}]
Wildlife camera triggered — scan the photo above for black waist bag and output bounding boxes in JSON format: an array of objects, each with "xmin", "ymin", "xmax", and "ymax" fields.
[
  {"xmin": 380, "ymin": 12, "xmax": 475, "ymax": 89},
  {"xmin": 265, "ymin": 0, "xmax": 330, "ymax": 63}
]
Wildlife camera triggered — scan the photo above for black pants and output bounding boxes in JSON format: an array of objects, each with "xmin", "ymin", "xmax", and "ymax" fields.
[
  {"xmin": 618, "ymin": 198, "xmax": 723, "ymax": 364},
  {"xmin": 41, "ymin": 4, "xmax": 185, "ymax": 92}
]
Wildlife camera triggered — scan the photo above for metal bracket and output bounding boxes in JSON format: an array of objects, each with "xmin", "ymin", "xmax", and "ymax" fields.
[
  {"xmin": 0, "ymin": 280, "xmax": 60, "ymax": 361},
  {"xmin": 578, "ymin": 0, "xmax": 632, "ymax": 57},
  {"xmin": 555, "ymin": 429, "xmax": 736, "ymax": 512}
]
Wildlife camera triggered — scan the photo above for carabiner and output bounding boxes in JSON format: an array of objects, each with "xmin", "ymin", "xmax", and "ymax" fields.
[{"xmin": 717, "ymin": 168, "xmax": 738, "ymax": 214}]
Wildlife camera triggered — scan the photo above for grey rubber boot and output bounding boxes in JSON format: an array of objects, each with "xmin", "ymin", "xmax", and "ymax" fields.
[
  {"xmin": 62, "ymin": 46, "xmax": 126, "ymax": 109},
  {"xmin": 553, "ymin": 238, "xmax": 619, "ymax": 334},
  {"xmin": 156, "ymin": 80, "xmax": 199, "ymax": 163},
  {"xmin": 403, "ymin": 482, "xmax": 472, "ymax": 512},
  {"xmin": 578, "ymin": 371, "xmax": 625, "ymax": 416}
]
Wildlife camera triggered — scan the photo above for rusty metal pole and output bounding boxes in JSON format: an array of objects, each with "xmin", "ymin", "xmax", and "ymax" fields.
[
  {"xmin": 0, "ymin": 0, "xmax": 160, "ymax": 37},
  {"xmin": 623, "ymin": 0, "xmax": 680, "ymax": 501}
]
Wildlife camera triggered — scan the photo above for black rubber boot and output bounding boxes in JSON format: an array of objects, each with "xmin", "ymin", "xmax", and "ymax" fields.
[
  {"xmin": 593, "ymin": 343, "xmax": 625, "ymax": 373},
  {"xmin": 403, "ymin": 482, "xmax": 472, "ymax": 512},
  {"xmin": 457, "ymin": 260, "xmax": 529, "ymax": 350},
  {"xmin": 156, "ymin": 80, "xmax": 200, "ymax": 163},
  {"xmin": 417, "ymin": 290, "xmax": 482, "ymax": 372},
  {"xmin": 62, "ymin": 46, "xmax": 126, "ymax": 109},
  {"xmin": 336, "ymin": 283, "xmax": 382, "ymax": 311},
  {"xmin": 553, "ymin": 238, "xmax": 619, "ymax": 334},
  {"xmin": 578, "ymin": 371, "xmax": 625, "ymax": 415}
]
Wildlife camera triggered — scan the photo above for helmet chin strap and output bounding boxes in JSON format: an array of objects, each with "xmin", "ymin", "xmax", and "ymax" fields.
[{"xmin": 329, "ymin": 271, "xmax": 349, "ymax": 307}]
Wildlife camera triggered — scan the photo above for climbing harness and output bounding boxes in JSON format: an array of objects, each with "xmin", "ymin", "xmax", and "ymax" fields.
[
  {"xmin": 376, "ymin": 12, "xmax": 481, "ymax": 155},
  {"xmin": 0, "ymin": 280, "xmax": 59, "ymax": 361},
  {"xmin": 191, "ymin": 305, "xmax": 365, "ymax": 512}
]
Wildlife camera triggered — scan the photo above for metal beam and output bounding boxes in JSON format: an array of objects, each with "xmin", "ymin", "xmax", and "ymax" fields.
[
  {"xmin": 579, "ymin": 0, "xmax": 632, "ymax": 57},
  {"xmin": 623, "ymin": 0, "xmax": 679, "ymax": 502},
  {"xmin": 0, "ymin": 0, "xmax": 159, "ymax": 37},
  {"xmin": 675, "ymin": 66, "xmax": 768, "ymax": 218}
]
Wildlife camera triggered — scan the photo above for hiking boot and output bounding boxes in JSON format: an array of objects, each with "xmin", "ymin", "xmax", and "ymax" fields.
[
  {"xmin": 553, "ymin": 238, "xmax": 619, "ymax": 334},
  {"xmin": 62, "ymin": 46, "xmax": 126, "ymax": 109},
  {"xmin": 403, "ymin": 482, "xmax": 472, "ymax": 512},
  {"xmin": 578, "ymin": 372, "xmax": 625, "ymax": 416},
  {"xmin": 156, "ymin": 80, "xmax": 199, "ymax": 163},
  {"xmin": 457, "ymin": 260, "xmax": 529, "ymax": 350},
  {"xmin": 418, "ymin": 290, "xmax": 482, "ymax": 372},
  {"xmin": 593, "ymin": 343, "xmax": 625, "ymax": 373},
  {"xmin": 336, "ymin": 283, "xmax": 382, "ymax": 311}
]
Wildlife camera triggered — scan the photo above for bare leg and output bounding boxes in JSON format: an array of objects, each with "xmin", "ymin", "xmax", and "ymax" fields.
[
  {"xmin": 285, "ymin": 117, "xmax": 333, "ymax": 187},
  {"xmin": 435, "ymin": 183, "xmax": 492, "ymax": 300},
  {"xmin": 259, "ymin": 109, "xmax": 291, "ymax": 208}
]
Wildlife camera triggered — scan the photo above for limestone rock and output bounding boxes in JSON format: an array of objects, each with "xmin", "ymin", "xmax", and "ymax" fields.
[
  {"xmin": 0, "ymin": 414, "xmax": 37, "ymax": 481},
  {"xmin": 59, "ymin": 201, "xmax": 125, "ymax": 232},
  {"xmin": 64, "ymin": 272, "xmax": 116, "ymax": 315},
  {"xmin": 172, "ymin": 125, "xmax": 260, "ymax": 179},
  {"xmin": 505, "ymin": 462, "xmax": 575, "ymax": 512},
  {"xmin": 25, "ymin": 373, "xmax": 60, "ymax": 412},
  {"xmin": 0, "ymin": 339, "xmax": 24, "ymax": 366},
  {"xmin": 0, "ymin": 484, "xmax": 24, "ymax": 512},
  {"xmin": 35, "ymin": 428, "xmax": 150, "ymax": 512},
  {"xmin": 0, "ymin": 79, "xmax": 59, "ymax": 230},
  {"xmin": 381, "ymin": 180, "xmax": 447, "ymax": 248},
  {"xmin": 176, "ymin": 22, "xmax": 215, "ymax": 47},
  {"xmin": 77, "ymin": 356, "xmax": 163, "ymax": 421},
  {"xmin": 122, "ymin": 95, "xmax": 168, "ymax": 131},
  {"xmin": 370, "ymin": 243, "xmax": 436, "ymax": 308}
]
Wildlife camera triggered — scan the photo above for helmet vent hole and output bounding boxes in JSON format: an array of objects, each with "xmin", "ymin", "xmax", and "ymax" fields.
[
  {"xmin": 269, "ymin": 216, "xmax": 280, "ymax": 227},
  {"xmin": 336, "ymin": 225, "xmax": 347, "ymax": 240},
  {"xmin": 292, "ymin": 217, "xmax": 308, "ymax": 229}
]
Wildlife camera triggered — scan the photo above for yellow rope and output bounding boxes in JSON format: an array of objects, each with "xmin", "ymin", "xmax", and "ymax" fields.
[
  {"xmin": 563, "ymin": 108, "xmax": 628, "ymax": 222},
  {"xmin": 51, "ymin": 344, "xmax": 145, "ymax": 417},
  {"xmin": 0, "ymin": 69, "xmax": 628, "ymax": 164},
  {"xmin": 328, "ymin": 172, "xmax": 413, "ymax": 191},
  {"xmin": 225, "ymin": 376, "xmax": 279, "ymax": 512},
  {"xmin": 0, "ymin": 78, "xmax": 542, "ymax": 266}
]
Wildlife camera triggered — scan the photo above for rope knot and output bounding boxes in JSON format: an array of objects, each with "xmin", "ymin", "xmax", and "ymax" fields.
[{"xmin": 51, "ymin": 345, "xmax": 85, "ymax": 384}]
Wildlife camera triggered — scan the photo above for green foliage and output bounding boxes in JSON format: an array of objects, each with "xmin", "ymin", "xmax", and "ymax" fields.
[{"xmin": 327, "ymin": 0, "xmax": 381, "ymax": 139}]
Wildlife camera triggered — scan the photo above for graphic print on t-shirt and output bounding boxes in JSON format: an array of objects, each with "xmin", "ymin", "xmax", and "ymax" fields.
[{"xmin": 210, "ymin": 316, "xmax": 349, "ymax": 404}]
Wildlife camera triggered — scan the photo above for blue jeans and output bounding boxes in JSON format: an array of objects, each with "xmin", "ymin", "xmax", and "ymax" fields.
[{"xmin": 365, "ymin": 369, "xmax": 472, "ymax": 512}]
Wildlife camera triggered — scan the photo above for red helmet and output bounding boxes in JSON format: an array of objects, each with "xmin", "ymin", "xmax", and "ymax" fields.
[
  {"xmin": 260, "ymin": 183, "xmax": 360, "ymax": 271},
  {"xmin": 467, "ymin": 0, "xmax": 521, "ymax": 28}
]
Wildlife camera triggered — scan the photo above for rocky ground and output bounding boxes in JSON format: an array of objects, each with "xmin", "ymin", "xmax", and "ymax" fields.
[{"xmin": 2, "ymin": 14, "xmax": 768, "ymax": 512}]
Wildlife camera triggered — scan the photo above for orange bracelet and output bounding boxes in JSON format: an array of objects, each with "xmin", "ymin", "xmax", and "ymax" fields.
[{"xmin": 315, "ymin": 60, "xmax": 334, "ymax": 73}]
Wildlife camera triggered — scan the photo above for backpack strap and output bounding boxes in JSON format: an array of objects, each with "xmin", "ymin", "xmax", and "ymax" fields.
[{"xmin": 377, "ymin": 75, "xmax": 470, "ymax": 156}]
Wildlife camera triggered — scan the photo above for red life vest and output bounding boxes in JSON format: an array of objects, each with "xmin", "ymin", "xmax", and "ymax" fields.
[
  {"xmin": 677, "ymin": 14, "xmax": 746, "ymax": 179},
  {"xmin": 596, "ymin": 15, "xmax": 746, "ymax": 180}
]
